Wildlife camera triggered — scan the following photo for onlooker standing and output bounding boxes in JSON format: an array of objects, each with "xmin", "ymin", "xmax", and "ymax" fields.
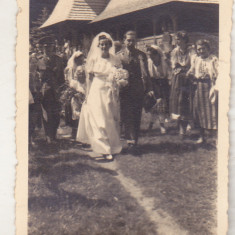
[
  {"xmin": 29, "ymin": 89, "xmax": 37, "ymax": 147},
  {"xmin": 146, "ymin": 45, "xmax": 170, "ymax": 134},
  {"xmin": 187, "ymin": 39, "xmax": 218, "ymax": 143},
  {"xmin": 29, "ymin": 49, "xmax": 40, "ymax": 93},
  {"xmin": 37, "ymin": 36, "xmax": 65, "ymax": 144},
  {"xmin": 35, "ymin": 43, "xmax": 43, "ymax": 56},
  {"xmin": 63, "ymin": 51, "xmax": 86, "ymax": 139},
  {"xmin": 169, "ymin": 31, "xmax": 195, "ymax": 138},
  {"xmin": 29, "ymin": 48, "xmax": 42, "ymax": 133},
  {"xmin": 114, "ymin": 40, "xmax": 122, "ymax": 53},
  {"xmin": 117, "ymin": 31, "xmax": 153, "ymax": 152},
  {"xmin": 64, "ymin": 39, "xmax": 72, "ymax": 60}
]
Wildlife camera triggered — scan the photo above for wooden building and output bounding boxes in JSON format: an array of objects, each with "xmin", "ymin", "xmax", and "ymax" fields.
[
  {"xmin": 40, "ymin": 0, "xmax": 219, "ymax": 53},
  {"xmin": 40, "ymin": 0, "xmax": 109, "ymax": 51},
  {"xmin": 91, "ymin": 0, "xmax": 219, "ymax": 52}
]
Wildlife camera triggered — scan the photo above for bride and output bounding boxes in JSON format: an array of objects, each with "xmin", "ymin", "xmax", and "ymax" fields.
[{"xmin": 77, "ymin": 32, "xmax": 126, "ymax": 161}]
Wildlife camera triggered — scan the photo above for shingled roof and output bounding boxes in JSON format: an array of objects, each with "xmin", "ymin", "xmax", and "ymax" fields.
[
  {"xmin": 40, "ymin": 0, "xmax": 109, "ymax": 28},
  {"xmin": 92, "ymin": 0, "xmax": 219, "ymax": 23}
]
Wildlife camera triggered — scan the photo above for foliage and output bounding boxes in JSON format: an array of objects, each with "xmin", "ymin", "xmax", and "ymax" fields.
[{"xmin": 30, "ymin": 7, "xmax": 55, "ymax": 46}]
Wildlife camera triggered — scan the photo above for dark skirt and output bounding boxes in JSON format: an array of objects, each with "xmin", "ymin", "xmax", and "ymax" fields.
[
  {"xmin": 169, "ymin": 72, "xmax": 191, "ymax": 120},
  {"xmin": 152, "ymin": 78, "xmax": 170, "ymax": 114},
  {"xmin": 192, "ymin": 80, "xmax": 218, "ymax": 130}
]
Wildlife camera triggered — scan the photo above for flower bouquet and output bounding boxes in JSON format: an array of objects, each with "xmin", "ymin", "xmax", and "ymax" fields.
[
  {"xmin": 60, "ymin": 85, "xmax": 77, "ymax": 104},
  {"xmin": 108, "ymin": 67, "xmax": 129, "ymax": 88}
]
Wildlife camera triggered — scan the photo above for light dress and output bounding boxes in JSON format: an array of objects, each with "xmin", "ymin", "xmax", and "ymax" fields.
[{"xmin": 77, "ymin": 54, "xmax": 122, "ymax": 155}]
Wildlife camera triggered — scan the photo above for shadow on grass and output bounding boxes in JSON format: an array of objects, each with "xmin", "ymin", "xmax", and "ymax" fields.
[
  {"xmin": 29, "ymin": 151, "xmax": 117, "ymax": 215},
  {"xmin": 140, "ymin": 125, "xmax": 179, "ymax": 137},
  {"xmin": 30, "ymin": 138, "xmax": 85, "ymax": 155},
  {"xmin": 138, "ymin": 141, "xmax": 217, "ymax": 155},
  {"xmin": 120, "ymin": 142, "xmax": 200, "ymax": 157},
  {"xmin": 28, "ymin": 147, "xmax": 158, "ymax": 235},
  {"xmin": 142, "ymin": 142, "xmax": 198, "ymax": 155},
  {"xmin": 29, "ymin": 152, "xmax": 118, "ymax": 178},
  {"xmin": 29, "ymin": 190, "xmax": 111, "ymax": 212}
]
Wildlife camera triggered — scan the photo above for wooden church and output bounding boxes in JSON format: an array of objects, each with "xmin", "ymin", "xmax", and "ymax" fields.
[{"xmin": 40, "ymin": 0, "xmax": 219, "ymax": 53}]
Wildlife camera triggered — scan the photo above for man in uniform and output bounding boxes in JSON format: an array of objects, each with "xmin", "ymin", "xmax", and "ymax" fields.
[
  {"xmin": 117, "ymin": 31, "xmax": 154, "ymax": 152},
  {"xmin": 29, "ymin": 46, "xmax": 42, "ymax": 146},
  {"xmin": 37, "ymin": 36, "xmax": 65, "ymax": 144}
]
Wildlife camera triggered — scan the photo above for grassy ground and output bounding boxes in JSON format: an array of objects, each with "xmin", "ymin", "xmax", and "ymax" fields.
[
  {"xmin": 28, "ymin": 112, "xmax": 217, "ymax": 235},
  {"xmin": 28, "ymin": 139, "xmax": 157, "ymax": 235}
]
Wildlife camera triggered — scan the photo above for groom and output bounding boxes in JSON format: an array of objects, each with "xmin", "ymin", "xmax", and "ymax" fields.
[{"xmin": 117, "ymin": 31, "xmax": 153, "ymax": 152}]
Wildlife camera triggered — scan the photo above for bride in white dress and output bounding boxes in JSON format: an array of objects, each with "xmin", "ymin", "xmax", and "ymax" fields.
[{"xmin": 77, "ymin": 32, "xmax": 123, "ymax": 160}]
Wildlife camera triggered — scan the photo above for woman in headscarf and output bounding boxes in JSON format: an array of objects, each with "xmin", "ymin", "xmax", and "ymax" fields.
[
  {"xmin": 169, "ymin": 31, "xmax": 195, "ymax": 138},
  {"xmin": 77, "ymin": 32, "xmax": 128, "ymax": 160},
  {"xmin": 146, "ymin": 45, "xmax": 170, "ymax": 133},
  {"xmin": 63, "ymin": 51, "xmax": 86, "ymax": 139},
  {"xmin": 187, "ymin": 39, "xmax": 218, "ymax": 143}
]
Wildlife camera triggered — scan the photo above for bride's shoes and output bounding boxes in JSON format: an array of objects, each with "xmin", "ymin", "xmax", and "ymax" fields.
[
  {"xmin": 94, "ymin": 154, "xmax": 114, "ymax": 161},
  {"xmin": 104, "ymin": 154, "xmax": 113, "ymax": 161}
]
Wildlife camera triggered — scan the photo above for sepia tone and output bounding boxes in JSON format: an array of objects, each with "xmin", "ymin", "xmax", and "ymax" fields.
[{"xmin": 16, "ymin": 0, "xmax": 231, "ymax": 234}]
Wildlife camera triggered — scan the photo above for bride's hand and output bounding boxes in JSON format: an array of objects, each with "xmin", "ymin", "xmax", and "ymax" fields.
[{"xmin": 118, "ymin": 79, "xmax": 128, "ymax": 88}]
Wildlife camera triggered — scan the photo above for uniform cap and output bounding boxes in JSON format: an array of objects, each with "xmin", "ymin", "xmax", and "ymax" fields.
[{"xmin": 38, "ymin": 36, "xmax": 56, "ymax": 46}]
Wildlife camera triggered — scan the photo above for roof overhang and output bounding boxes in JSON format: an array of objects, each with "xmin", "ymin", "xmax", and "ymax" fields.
[
  {"xmin": 91, "ymin": 0, "xmax": 219, "ymax": 23},
  {"xmin": 40, "ymin": 0, "xmax": 108, "ymax": 29}
]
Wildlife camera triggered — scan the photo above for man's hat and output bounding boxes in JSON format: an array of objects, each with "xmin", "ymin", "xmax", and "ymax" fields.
[{"xmin": 38, "ymin": 36, "xmax": 56, "ymax": 47}]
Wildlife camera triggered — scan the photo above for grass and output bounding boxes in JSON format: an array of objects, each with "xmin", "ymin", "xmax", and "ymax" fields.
[
  {"xmin": 28, "ymin": 112, "xmax": 217, "ymax": 235},
  {"xmin": 116, "ymin": 112, "xmax": 217, "ymax": 235},
  {"xmin": 28, "ymin": 143, "xmax": 156, "ymax": 235}
]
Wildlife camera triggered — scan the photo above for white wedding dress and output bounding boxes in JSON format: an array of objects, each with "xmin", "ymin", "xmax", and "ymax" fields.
[{"xmin": 77, "ymin": 54, "xmax": 122, "ymax": 155}]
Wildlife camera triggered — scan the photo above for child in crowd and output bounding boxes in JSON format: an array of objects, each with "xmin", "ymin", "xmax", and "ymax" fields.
[
  {"xmin": 146, "ymin": 45, "xmax": 170, "ymax": 134},
  {"xmin": 62, "ymin": 51, "xmax": 86, "ymax": 139}
]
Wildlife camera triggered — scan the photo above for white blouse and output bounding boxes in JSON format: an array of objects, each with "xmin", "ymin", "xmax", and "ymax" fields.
[
  {"xmin": 171, "ymin": 46, "xmax": 193, "ymax": 69},
  {"xmin": 189, "ymin": 54, "xmax": 218, "ymax": 81}
]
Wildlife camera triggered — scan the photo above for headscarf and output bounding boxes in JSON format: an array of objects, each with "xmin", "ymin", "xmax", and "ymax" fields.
[
  {"xmin": 148, "ymin": 45, "xmax": 167, "ymax": 78},
  {"xmin": 149, "ymin": 45, "xmax": 164, "ymax": 57},
  {"xmin": 66, "ymin": 50, "xmax": 84, "ymax": 72},
  {"xmin": 64, "ymin": 51, "xmax": 83, "ymax": 79}
]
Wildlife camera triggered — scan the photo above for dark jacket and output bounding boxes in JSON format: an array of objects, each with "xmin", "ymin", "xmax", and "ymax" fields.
[
  {"xmin": 37, "ymin": 53, "xmax": 65, "ymax": 91},
  {"xmin": 117, "ymin": 48, "xmax": 152, "ymax": 97}
]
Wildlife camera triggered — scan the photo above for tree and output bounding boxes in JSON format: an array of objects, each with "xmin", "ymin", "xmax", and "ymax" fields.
[{"xmin": 30, "ymin": 7, "xmax": 55, "ymax": 45}]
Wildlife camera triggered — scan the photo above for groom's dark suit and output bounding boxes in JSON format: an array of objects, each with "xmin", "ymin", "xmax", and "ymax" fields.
[{"xmin": 117, "ymin": 47, "xmax": 152, "ymax": 145}]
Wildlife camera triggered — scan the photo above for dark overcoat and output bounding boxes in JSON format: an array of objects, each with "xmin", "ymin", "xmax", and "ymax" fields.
[{"xmin": 37, "ymin": 53, "xmax": 64, "ymax": 141}]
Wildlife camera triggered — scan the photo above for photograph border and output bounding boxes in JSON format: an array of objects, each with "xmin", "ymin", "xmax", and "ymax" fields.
[{"xmin": 16, "ymin": 0, "xmax": 232, "ymax": 234}]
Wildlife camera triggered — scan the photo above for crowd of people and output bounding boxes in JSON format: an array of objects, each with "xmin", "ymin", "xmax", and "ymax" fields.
[{"xmin": 29, "ymin": 30, "xmax": 218, "ymax": 160}]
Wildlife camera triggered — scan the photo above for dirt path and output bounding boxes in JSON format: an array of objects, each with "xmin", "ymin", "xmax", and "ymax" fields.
[
  {"xmin": 59, "ymin": 147, "xmax": 189, "ymax": 234},
  {"xmin": 72, "ymin": 149, "xmax": 188, "ymax": 235}
]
